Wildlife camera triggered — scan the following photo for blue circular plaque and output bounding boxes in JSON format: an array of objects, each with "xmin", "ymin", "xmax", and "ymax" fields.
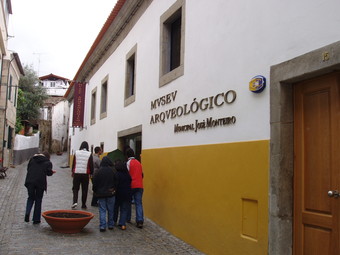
[{"xmin": 249, "ymin": 75, "xmax": 266, "ymax": 93}]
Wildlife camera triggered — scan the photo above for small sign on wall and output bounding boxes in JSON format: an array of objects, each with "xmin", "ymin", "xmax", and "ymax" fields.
[{"xmin": 249, "ymin": 75, "xmax": 266, "ymax": 93}]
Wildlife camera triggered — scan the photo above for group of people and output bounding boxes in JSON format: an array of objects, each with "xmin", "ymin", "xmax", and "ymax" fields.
[{"xmin": 24, "ymin": 141, "xmax": 144, "ymax": 232}]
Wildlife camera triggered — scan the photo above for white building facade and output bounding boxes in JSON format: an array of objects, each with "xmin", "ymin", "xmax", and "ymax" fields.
[
  {"xmin": 39, "ymin": 74, "xmax": 69, "ymax": 153},
  {"xmin": 66, "ymin": 0, "xmax": 340, "ymax": 254},
  {"xmin": 39, "ymin": 73, "xmax": 69, "ymax": 96},
  {"xmin": 51, "ymin": 99, "xmax": 69, "ymax": 152}
]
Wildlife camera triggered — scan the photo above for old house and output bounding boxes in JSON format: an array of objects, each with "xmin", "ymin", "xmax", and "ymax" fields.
[
  {"xmin": 39, "ymin": 74, "xmax": 69, "ymax": 153},
  {"xmin": 0, "ymin": 0, "xmax": 24, "ymax": 167}
]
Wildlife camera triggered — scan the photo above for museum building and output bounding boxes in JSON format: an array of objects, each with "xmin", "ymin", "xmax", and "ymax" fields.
[{"xmin": 65, "ymin": 0, "xmax": 340, "ymax": 254}]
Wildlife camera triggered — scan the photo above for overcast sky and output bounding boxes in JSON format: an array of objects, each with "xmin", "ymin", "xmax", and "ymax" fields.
[{"xmin": 8, "ymin": 0, "xmax": 118, "ymax": 80}]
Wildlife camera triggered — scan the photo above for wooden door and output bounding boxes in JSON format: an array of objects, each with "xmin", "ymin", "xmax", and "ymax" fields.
[{"xmin": 293, "ymin": 72, "xmax": 340, "ymax": 254}]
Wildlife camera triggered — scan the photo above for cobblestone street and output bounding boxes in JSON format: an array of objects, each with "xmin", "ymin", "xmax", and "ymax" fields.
[{"xmin": 0, "ymin": 153, "xmax": 204, "ymax": 255}]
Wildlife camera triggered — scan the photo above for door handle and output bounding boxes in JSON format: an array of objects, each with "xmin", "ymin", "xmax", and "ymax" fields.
[{"xmin": 327, "ymin": 190, "xmax": 340, "ymax": 198}]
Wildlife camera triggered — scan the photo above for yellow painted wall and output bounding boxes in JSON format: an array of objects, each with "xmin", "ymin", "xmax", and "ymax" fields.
[
  {"xmin": 142, "ymin": 140, "xmax": 269, "ymax": 255},
  {"xmin": 69, "ymin": 154, "xmax": 74, "ymax": 169}
]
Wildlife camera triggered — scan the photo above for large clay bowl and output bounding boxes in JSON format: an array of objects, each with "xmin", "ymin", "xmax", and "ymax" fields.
[{"xmin": 42, "ymin": 209, "xmax": 94, "ymax": 234}]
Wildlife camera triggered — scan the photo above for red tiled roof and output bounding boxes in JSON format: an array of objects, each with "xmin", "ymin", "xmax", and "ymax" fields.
[
  {"xmin": 39, "ymin": 73, "xmax": 69, "ymax": 81},
  {"xmin": 64, "ymin": 0, "xmax": 127, "ymax": 99}
]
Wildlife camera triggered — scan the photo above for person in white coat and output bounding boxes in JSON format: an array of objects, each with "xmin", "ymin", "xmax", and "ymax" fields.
[{"xmin": 71, "ymin": 141, "xmax": 94, "ymax": 209}]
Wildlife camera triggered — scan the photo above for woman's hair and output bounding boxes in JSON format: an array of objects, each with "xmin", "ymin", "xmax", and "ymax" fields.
[
  {"xmin": 100, "ymin": 156, "xmax": 113, "ymax": 167},
  {"xmin": 126, "ymin": 148, "xmax": 135, "ymax": 158},
  {"xmin": 114, "ymin": 160, "xmax": 128, "ymax": 172},
  {"xmin": 94, "ymin": 146, "xmax": 101, "ymax": 154},
  {"xmin": 79, "ymin": 141, "xmax": 89, "ymax": 151},
  {"xmin": 42, "ymin": 151, "xmax": 50, "ymax": 160}
]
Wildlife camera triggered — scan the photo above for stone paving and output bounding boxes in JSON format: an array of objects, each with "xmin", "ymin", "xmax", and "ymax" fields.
[{"xmin": 0, "ymin": 153, "xmax": 204, "ymax": 255}]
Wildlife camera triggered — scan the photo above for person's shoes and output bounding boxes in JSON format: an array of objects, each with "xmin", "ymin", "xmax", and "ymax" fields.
[
  {"xmin": 24, "ymin": 214, "xmax": 29, "ymax": 222},
  {"xmin": 100, "ymin": 228, "xmax": 106, "ymax": 232},
  {"xmin": 33, "ymin": 221, "xmax": 41, "ymax": 224},
  {"xmin": 81, "ymin": 204, "xmax": 87, "ymax": 209},
  {"xmin": 136, "ymin": 222, "xmax": 143, "ymax": 229},
  {"xmin": 120, "ymin": 225, "xmax": 126, "ymax": 230},
  {"xmin": 108, "ymin": 227, "xmax": 114, "ymax": 230},
  {"xmin": 71, "ymin": 203, "xmax": 77, "ymax": 209}
]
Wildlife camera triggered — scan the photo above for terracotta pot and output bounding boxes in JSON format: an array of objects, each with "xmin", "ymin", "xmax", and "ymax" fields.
[{"xmin": 42, "ymin": 210, "xmax": 94, "ymax": 234}]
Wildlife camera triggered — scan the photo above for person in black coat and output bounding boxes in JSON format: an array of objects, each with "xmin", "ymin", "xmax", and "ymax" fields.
[
  {"xmin": 92, "ymin": 156, "xmax": 117, "ymax": 232},
  {"xmin": 24, "ymin": 152, "xmax": 55, "ymax": 224},
  {"xmin": 113, "ymin": 160, "xmax": 132, "ymax": 230}
]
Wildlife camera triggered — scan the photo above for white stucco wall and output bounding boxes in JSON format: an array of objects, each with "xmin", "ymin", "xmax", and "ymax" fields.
[
  {"xmin": 69, "ymin": 0, "xmax": 340, "ymax": 152},
  {"xmin": 43, "ymin": 80, "xmax": 68, "ymax": 96},
  {"xmin": 14, "ymin": 132, "xmax": 40, "ymax": 150},
  {"xmin": 52, "ymin": 99, "xmax": 69, "ymax": 142}
]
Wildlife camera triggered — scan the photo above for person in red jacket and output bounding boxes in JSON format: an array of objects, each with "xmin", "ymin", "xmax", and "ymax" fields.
[{"xmin": 126, "ymin": 148, "xmax": 144, "ymax": 228}]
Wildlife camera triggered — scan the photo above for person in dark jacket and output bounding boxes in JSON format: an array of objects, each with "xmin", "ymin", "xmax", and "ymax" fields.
[
  {"xmin": 24, "ymin": 151, "xmax": 55, "ymax": 224},
  {"xmin": 91, "ymin": 146, "xmax": 102, "ymax": 207},
  {"xmin": 113, "ymin": 160, "xmax": 132, "ymax": 230},
  {"xmin": 92, "ymin": 156, "xmax": 117, "ymax": 232}
]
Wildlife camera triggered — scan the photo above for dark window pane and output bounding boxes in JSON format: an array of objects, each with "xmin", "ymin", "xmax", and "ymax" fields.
[{"xmin": 170, "ymin": 17, "xmax": 181, "ymax": 71}]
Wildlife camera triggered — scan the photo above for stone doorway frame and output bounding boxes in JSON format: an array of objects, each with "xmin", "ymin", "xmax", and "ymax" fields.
[{"xmin": 269, "ymin": 41, "xmax": 340, "ymax": 255}]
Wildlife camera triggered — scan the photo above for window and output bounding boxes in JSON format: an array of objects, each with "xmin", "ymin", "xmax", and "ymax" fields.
[
  {"xmin": 51, "ymin": 81, "xmax": 56, "ymax": 87},
  {"xmin": 159, "ymin": 0, "xmax": 185, "ymax": 87},
  {"xmin": 100, "ymin": 77, "xmax": 108, "ymax": 119},
  {"xmin": 14, "ymin": 85, "xmax": 17, "ymax": 106},
  {"xmin": 90, "ymin": 88, "xmax": 97, "ymax": 125},
  {"xmin": 126, "ymin": 56, "xmax": 135, "ymax": 96},
  {"xmin": 7, "ymin": 126, "xmax": 13, "ymax": 149},
  {"xmin": 170, "ymin": 16, "xmax": 181, "ymax": 70},
  {"xmin": 8, "ymin": 75, "xmax": 12, "ymax": 100},
  {"xmin": 124, "ymin": 44, "xmax": 137, "ymax": 106}
]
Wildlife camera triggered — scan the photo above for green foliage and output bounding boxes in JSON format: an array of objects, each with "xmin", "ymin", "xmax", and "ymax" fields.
[
  {"xmin": 15, "ymin": 64, "xmax": 48, "ymax": 133},
  {"xmin": 15, "ymin": 114, "xmax": 23, "ymax": 134}
]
